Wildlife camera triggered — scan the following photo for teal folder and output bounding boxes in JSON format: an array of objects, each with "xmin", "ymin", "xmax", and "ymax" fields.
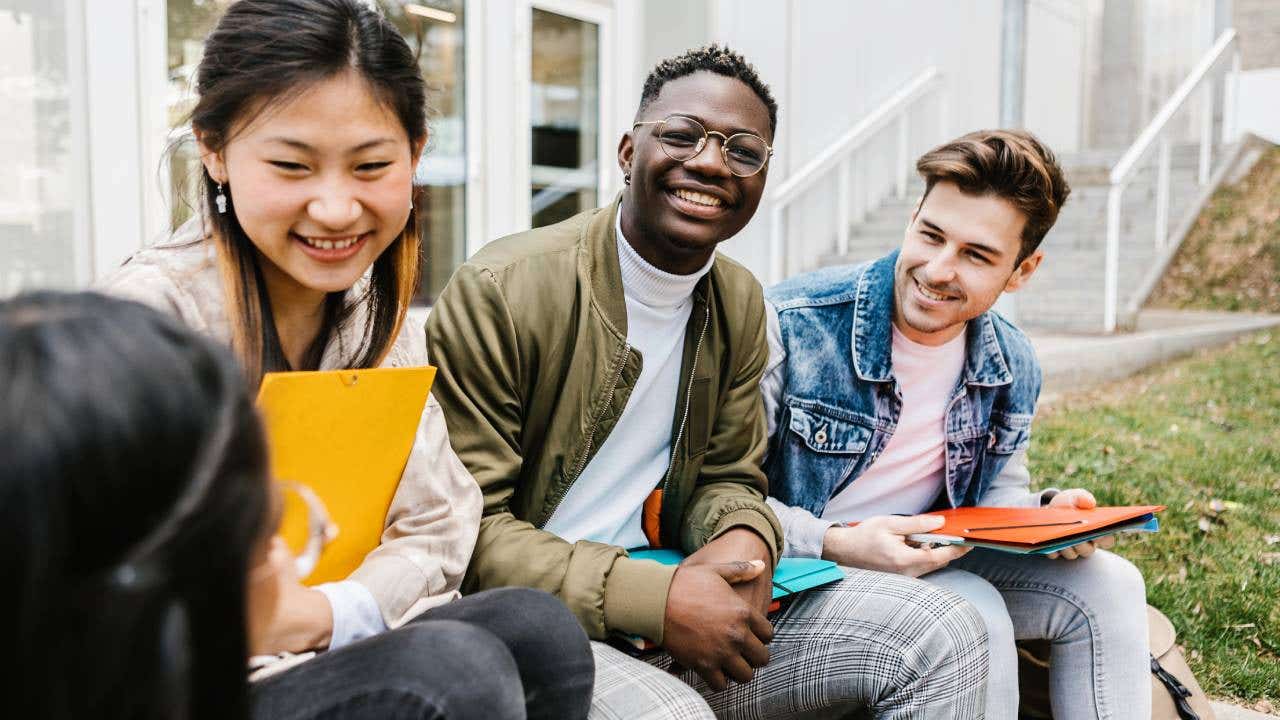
[{"xmin": 628, "ymin": 548, "xmax": 845, "ymax": 600}]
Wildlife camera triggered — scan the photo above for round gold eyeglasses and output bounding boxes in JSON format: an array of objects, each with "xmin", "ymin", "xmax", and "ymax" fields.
[{"xmin": 632, "ymin": 114, "xmax": 773, "ymax": 178}]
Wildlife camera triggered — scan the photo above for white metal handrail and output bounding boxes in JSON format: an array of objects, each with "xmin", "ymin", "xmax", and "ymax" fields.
[
  {"xmin": 1102, "ymin": 29, "xmax": 1239, "ymax": 331},
  {"xmin": 768, "ymin": 68, "xmax": 944, "ymax": 284}
]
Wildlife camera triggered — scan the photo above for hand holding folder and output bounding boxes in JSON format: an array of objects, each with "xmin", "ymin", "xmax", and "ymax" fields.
[
  {"xmin": 257, "ymin": 366, "xmax": 436, "ymax": 584},
  {"xmin": 905, "ymin": 505, "xmax": 1164, "ymax": 555}
]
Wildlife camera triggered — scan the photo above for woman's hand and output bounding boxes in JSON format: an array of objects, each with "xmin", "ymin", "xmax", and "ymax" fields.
[
  {"xmin": 822, "ymin": 515, "xmax": 970, "ymax": 577},
  {"xmin": 1045, "ymin": 489, "xmax": 1117, "ymax": 560},
  {"xmin": 247, "ymin": 536, "xmax": 334, "ymax": 656}
]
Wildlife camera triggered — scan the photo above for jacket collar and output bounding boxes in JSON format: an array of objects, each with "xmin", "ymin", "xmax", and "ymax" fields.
[
  {"xmin": 586, "ymin": 195, "xmax": 710, "ymax": 337},
  {"xmin": 851, "ymin": 250, "xmax": 1012, "ymax": 387}
]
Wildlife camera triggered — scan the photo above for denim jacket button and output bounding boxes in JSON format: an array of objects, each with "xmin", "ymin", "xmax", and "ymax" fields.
[{"xmin": 814, "ymin": 427, "xmax": 828, "ymax": 445}]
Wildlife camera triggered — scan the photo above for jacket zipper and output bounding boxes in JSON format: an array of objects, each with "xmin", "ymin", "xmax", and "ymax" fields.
[
  {"xmin": 542, "ymin": 338, "xmax": 633, "ymax": 527},
  {"xmin": 657, "ymin": 304, "xmax": 711, "ymax": 537}
]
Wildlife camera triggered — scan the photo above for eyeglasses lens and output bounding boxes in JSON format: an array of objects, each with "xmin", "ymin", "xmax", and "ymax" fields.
[{"xmin": 656, "ymin": 116, "xmax": 768, "ymax": 177}]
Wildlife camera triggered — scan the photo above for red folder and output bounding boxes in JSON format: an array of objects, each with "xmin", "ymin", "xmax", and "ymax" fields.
[{"xmin": 907, "ymin": 505, "xmax": 1165, "ymax": 554}]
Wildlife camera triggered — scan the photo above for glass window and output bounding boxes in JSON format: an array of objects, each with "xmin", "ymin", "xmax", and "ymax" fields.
[
  {"xmin": 166, "ymin": 0, "xmax": 226, "ymax": 231},
  {"xmin": 380, "ymin": 0, "xmax": 467, "ymax": 305},
  {"xmin": 0, "ymin": 0, "xmax": 80, "ymax": 295},
  {"xmin": 530, "ymin": 8, "xmax": 599, "ymax": 229}
]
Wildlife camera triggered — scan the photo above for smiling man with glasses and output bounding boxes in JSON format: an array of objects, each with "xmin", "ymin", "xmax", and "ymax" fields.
[{"xmin": 427, "ymin": 45, "xmax": 988, "ymax": 718}]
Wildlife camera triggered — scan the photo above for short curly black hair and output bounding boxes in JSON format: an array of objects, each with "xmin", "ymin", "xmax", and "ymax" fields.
[{"xmin": 638, "ymin": 44, "xmax": 777, "ymax": 136}]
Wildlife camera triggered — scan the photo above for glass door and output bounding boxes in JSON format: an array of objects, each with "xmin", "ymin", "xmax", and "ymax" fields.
[{"xmin": 529, "ymin": 7, "xmax": 600, "ymax": 228}]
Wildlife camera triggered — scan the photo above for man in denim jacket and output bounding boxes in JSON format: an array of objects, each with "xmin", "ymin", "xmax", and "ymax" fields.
[{"xmin": 762, "ymin": 130, "xmax": 1150, "ymax": 720}]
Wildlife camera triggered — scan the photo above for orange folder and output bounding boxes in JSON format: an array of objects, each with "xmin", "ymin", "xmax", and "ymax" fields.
[
  {"xmin": 257, "ymin": 366, "xmax": 436, "ymax": 584},
  {"xmin": 907, "ymin": 505, "xmax": 1165, "ymax": 554}
]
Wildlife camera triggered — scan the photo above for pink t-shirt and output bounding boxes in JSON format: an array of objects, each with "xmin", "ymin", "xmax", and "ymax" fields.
[{"xmin": 820, "ymin": 325, "xmax": 967, "ymax": 523}]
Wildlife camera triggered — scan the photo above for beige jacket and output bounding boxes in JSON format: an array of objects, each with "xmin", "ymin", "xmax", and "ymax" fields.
[{"xmin": 99, "ymin": 220, "xmax": 482, "ymax": 629}]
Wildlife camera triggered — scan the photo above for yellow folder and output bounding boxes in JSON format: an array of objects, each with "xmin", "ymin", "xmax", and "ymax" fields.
[{"xmin": 257, "ymin": 366, "xmax": 436, "ymax": 585}]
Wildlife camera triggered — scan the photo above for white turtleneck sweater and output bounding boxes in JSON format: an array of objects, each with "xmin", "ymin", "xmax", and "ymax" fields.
[{"xmin": 543, "ymin": 209, "xmax": 715, "ymax": 549}]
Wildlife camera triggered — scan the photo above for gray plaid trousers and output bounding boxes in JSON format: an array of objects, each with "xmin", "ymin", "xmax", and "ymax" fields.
[{"xmin": 590, "ymin": 567, "xmax": 988, "ymax": 719}]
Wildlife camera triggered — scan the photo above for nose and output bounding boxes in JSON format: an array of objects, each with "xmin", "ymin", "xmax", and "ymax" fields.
[
  {"xmin": 921, "ymin": 246, "xmax": 959, "ymax": 285},
  {"xmin": 682, "ymin": 132, "xmax": 732, "ymax": 178},
  {"xmin": 307, "ymin": 182, "xmax": 362, "ymax": 229}
]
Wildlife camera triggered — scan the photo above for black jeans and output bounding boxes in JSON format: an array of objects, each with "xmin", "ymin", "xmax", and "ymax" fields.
[{"xmin": 251, "ymin": 588, "xmax": 593, "ymax": 720}]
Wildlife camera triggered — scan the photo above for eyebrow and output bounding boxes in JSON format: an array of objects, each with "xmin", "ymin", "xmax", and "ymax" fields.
[
  {"xmin": 918, "ymin": 217, "xmax": 1005, "ymax": 257},
  {"xmin": 670, "ymin": 113, "xmax": 766, "ymax": 138},
  {"xmin": 264, "ymin": 137, "xmax": 397, "ymax": 153}
]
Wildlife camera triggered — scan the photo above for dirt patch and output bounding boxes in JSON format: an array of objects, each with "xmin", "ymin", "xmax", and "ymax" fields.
[{"xmin": 1147, "ymin": 140, "xmax": 1280, "ymax": 313}]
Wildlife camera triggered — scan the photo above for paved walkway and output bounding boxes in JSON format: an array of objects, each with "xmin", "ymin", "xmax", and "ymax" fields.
[
  {"xmin": 1028, "ymin": 308, "xmax": 1280, "ymax": 400},
  {"xmin": 1214, "ymin": 701, "xmax": 1280, "ymax": 719}
]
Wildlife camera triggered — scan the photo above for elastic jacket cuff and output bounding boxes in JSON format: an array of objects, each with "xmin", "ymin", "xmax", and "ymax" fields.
[
  {"xmin": 709, "ymin": 508, "xmax": 782, "ymax": 569},
  {"xmin": 603, "ymin": 556, "xmax": 678, "ymax": 644}
]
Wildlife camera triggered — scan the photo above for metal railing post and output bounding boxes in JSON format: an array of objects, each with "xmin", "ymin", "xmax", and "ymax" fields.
[
  {"xmin": 1155, "ymin": 138, "xmax": 1171, "ymax": 248},
  {"xmin": 1198, "ymin": 80, "xmax": 1213, "ymax": 185},
  {"xmin": 837, "ymin": 159, "xmax": 851, "ymax": 257},
  {"xmin": 1103, "ymin": 184, "xmax": 1123, "ymax": 332},
  {"xmin": 1223, "ymin": 50, "xmax": 1241, "ymax": 143},
  {"xmin": 895, "ymin": 115, "xmax": 909, "ymax": 199}
]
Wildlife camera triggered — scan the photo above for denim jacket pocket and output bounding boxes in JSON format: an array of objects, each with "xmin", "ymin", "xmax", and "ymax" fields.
[
  {"xmin": 786, "ymin": 402, "xmax": 873, "ymax": 454},
  {"xmin": 771, "ymin": 401, "xmax": 876, "ymax": 511},
  {"xmin": 986, "ymin": 413, "xmax": 1033, "ymax": 455}
]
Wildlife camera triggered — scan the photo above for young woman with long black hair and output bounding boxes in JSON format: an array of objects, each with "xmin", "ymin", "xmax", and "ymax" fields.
[{"xmin": 98, "ymin": 1, "xmax": 592, "ymax": 718}]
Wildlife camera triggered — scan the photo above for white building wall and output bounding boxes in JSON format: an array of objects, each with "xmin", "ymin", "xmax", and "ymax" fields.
[{"xmin": 697, "ymin": 0, "xmax": 1005, "ymax": 281}]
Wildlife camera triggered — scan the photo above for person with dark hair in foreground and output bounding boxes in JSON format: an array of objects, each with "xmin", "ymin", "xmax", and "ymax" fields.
[
  {"xmin": 427, "ymin": 44, "xmax": 988, "ymax": 718},
  {"xmin": 97, "ymin": 0, "xmax": 593, "ymax": 718},
  {"xmin": 0, "ymin": 292, "xmax": 589, "ymax": 720},
  {"xmin": 763, "ymin": 130, "xmax": 1150, "ymax": 719},
  {"xmin": 2, "ymin": 291, "xmax": 270, "ymax": 720}
]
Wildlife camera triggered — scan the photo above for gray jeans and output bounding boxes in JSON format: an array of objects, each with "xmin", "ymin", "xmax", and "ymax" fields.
[
  {"xmin": 590, "ymin": 567, "xmax": 988, "ymax": 719},
  {"xmin": 925, "ymin": 548, "xmax": 1150, "ymax": 720}
]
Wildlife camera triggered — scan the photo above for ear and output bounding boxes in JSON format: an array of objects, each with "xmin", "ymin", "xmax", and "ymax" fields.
[
  {"xmin": 195, "ymin": 130, "xmax": 228, "ymax": 184},
  {"xmin": 1003, "ymin": 249, "xmax": 1044, "ymax": 293},
  {"xmin": 617, "ymin": 130, "xmax": 635, "ymax": 175}
]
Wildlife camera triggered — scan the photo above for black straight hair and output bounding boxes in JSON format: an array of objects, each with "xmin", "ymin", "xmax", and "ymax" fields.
[
  {"xmin": 187, "ymin": 0, "xmax": 428, "ymax": 384},
  {"xmin": 0, "ymin": 292, "xmax": 271, "ymax": 720}
]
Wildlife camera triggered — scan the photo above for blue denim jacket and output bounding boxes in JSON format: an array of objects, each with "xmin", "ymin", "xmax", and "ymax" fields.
[{"xmin": 762, "ymin": 251, "xmax": 1045, "ymax": 522}]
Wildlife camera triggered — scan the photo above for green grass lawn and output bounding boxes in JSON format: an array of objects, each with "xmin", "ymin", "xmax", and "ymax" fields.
[{"xmin": 1028, "ymin": 330, "xmax": 1280, "ymax": 704}]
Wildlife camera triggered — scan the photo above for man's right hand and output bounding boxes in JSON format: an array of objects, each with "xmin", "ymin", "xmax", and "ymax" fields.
[
  {"xmin": 822, "ymin": 515, "xmax": 970, "ymax": 577},
  {"xmin": 662, "ymin": 560, "xmax": 773, "ymax": 692}
]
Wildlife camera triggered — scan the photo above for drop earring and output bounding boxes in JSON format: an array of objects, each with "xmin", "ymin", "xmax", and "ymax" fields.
[
  {"xmin": 623, "ymin": 172, "xmax": 631, "ymax": 186},
  {"xmin": 215, "ymin": 183, "xmax": 228, "ymax": 214}
]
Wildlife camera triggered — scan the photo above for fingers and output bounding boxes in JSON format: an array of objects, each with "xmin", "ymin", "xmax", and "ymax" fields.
[
  {"xmin": 746, "ymin": 608, "xmax": 774, "ymax": 646},
  {"xmin": 1051, "ymin": 488, "xmax": 1098, "ymax": 509},
  {"xmin": 714, "ymin": 559, "xmax": 766, "ymax": 584},
  {"xmin": 740, "ymin": 629, "xmax": 771, "ymax": 668},
  {"xmin": 1074, "ymin": 541, "xmax": 1097, "ymax": 558},
  {"xmin": 1095, "ymin": 534, "xmax": 1117, "ymax": 550},
  {"xmin": 1057, "ymin": 544, "xmax": 1080, "ymax": 560},
  {"xmin": 880, "ymin": 513, "xmax": 947, "ymax": 535},
  {"xmin": 722, "ymin": 655, "xmax": 756, "ymax": 685},
  {"xmin": 699, "ymin": 667, "xmax": 729, "ymax": 693}
]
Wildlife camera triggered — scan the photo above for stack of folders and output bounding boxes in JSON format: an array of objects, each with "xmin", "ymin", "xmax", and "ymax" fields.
[
  {"xmin": 905, "ymin": 505, "xmax": 1164, "ymax": 555},
  {"xmin": 612, "ymin": 549, "xmax": 846, "ymax": 653}
]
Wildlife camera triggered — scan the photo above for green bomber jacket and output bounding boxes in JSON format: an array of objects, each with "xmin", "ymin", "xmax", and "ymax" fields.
[{"xmin": 424, "ymin": 199, "xmax": 783, "ymax": 642}]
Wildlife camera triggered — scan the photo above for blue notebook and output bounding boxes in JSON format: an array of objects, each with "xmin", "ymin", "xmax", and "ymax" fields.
[{"xmin": 628, "ymin": 548, "xmax": 845, "ymax": 600}]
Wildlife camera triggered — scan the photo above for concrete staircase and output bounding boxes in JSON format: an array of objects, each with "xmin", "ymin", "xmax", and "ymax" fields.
[{"xmin": 813, "ymin": 143, "xmax": 1218, "ymax": 333}]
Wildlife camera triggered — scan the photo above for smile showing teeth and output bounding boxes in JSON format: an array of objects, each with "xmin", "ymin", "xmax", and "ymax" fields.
[
  {"xmin": 671, "ymin": 188, "xmax": 723, "ymax": 207},
  {"xmin": 299, "ymin": 234, "xmax": 361, "ymax": 250},
  {"xmin": 916, "ymin": 280, "xmax": 953, "ymax": 302}
]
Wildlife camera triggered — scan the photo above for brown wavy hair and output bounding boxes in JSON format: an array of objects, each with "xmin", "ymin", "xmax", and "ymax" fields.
[
  {"xmin": 188, "ymin": 0, "xmax": 425, "ymax": 384},
  {"xmin": 916, "ymin": 129, "xmax": 1071, "ymax": 263}
]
